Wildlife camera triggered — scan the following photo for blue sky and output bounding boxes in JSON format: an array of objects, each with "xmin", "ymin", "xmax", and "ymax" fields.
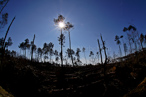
[{"xmin": 1, "ymin": 0, "xmax": 146, "ymax": 64}]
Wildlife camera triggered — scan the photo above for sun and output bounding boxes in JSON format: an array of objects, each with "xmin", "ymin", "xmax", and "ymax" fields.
[{"xmin": 59, "ymin": 22, "xmax": 65, "ymax": 28}]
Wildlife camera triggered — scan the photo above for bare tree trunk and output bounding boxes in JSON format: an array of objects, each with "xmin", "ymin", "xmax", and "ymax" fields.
[
  {"xmin": 0, "ymin": 0, "xmax": 9, "ymax": 14},
  {"xmin": 31, "ymin": 34, "xmax": 35, "ymax": 61},
  {"xmin": 124, "ymin": 47, "xmax": 126, "ymax": 56},
  {"xmin": 129, "ymin": 40, "xmax": 132, "ymax": 54},
  {"xmin": 134, "ymin": 41, "xmax": 137, "ymax": 52},
  {"xmin": 119, "ymin": 45, "xmax": 122, "ymax": 57},
  {"xmin": 100, "ymin": 35, "xmax": 107, "ymax": 77},
  {"xmin": 20, "ymin": 49, "xmax": 21, "ymax": 55},
  {"xmin": 69, "ymin": 31, "xmax": 74, "ymax": 66},
  {"xmin": 1, "ymin": 17, "xmax": 15, "ymax": 64},
  {"xmin": 50, "ymin": 55, "xmax": 52, "ymax": 63},
  {"xmin": 140, "ymin": 41, "xmax": 144, "ymax": 51},
  {"xmin": 84, "ymin": 52, "xmax": 87, "ymax": 64},
  {"xmin": 97, "ymin": 39, "xmax": 103, "ymax": 64},
  {"xmin": 61, "ymin": 29, "xmax": 63, "ymax": 67},
  {"xmin": 137, "ymin": 31, "xmax": 143, "ymax": 50},
  {"xmin": 25, "ymin": 49, "xmax": 26, "ymax": 58}
]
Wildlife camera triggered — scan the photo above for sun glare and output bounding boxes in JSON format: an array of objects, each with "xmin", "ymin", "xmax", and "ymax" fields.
[{"xmin": 59, "ymin": 22, "xmax": 65, "ymax": 28}]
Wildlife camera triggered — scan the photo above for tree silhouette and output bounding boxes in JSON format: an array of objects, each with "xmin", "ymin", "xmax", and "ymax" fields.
[
  {"xmin": 43, "ymin": 43, "xmax": 48, "ymax": 54},
  {"xmin": 30, "ymin": 42, "xmax": 36, "ymax": 60},
  {"xmin": 1, "ymin": 16, "xmax": 15, "ymax": 63},
  {"xmin": 100, "ymin": 34, "xmax": 108, "ymax": 79},
  {"xmin": 0, "ymin": 13, "xmax": 8, "ymax": 29},
  {"xmin": 64, "ymin": 22, "xmax": 74, "ymax": 66},
  {"xmin": 140, "ymin": 33, "xmax": 144, "ymax": 50},
  {"xmin": 66, "ymin": 48, "xmax": 75, "ymax": 65},
  {"xmin": 127, "ymin": 25, "xmax": 136, "ymax": 31},
  {"xmin": 58, "ymin": 34, "xmax": 65, "ymax": 45},
  {"xmin": 89, "ymin": 51, "xmax": 94, "ymax": 64},
  {"xmin": 43, "ymin": 42, "xmax": 48, "ymax": 62},
  {"xmin": 11, "ymin": 50, "xmax": 16, "ymax": 57},
  {"xmin": 18, "ymin": 42, "xmax": 25, "ymax": 56},
  {"xmin": 48, "ymin": 42, "xmax": 54, "ymax": 63},
  {"xmin": 82, "ymin": 47, "xmax": 87, "ymax": 64},
  {"xmin": 0, "ymin": 0, "xmax": 9, "ymax": 14},
  {"xmin": 0, "ymin": 38, "xmax": 4, "ymax": 49},
  {"xmin": 145, "ymin": 35, "xmax": 146, "ymax": 47},
  {"xmin": 95, "ymin": 52, "xmax": 99, "ymax": 64},
  {"xmin": 124, "ymin": 43, "xmax": 128, "ymax": 56},
  {"xmin": 44, "ymin": 55, "xmax": 48, "ymax": 62},
  {"xmin": 75, "ymin": 48, "xmax": 81, "ymax": 65},
  {"xmin": 123, "ymin": 25, "xmax": 138, "ymax": 53},
  {"xmin": 54, "ymin": 15, "xmax": 65, "ymax": 24},
  {"xmin": 4, "ymin": 37, "xmax": 12, "ymax": 49},
  {"xmin": 54, "ymin": 50, "xmax": 59, "ymax": 64},
  {"xmin": 54, "ymin": 15, "xmax": 65, "ymax": 66},
  {"xmin": 115, "ymin": 35, "xmax": 123, "ymax": 57},
  {"xmin": 0, "ymin": 0, "xmax": 9, "ymax": 29},
  {"xmin": 97, "ymin": 39, "xmax": 103, "ymax": 64},
  {"xmin": 0, "ymin": 0, "xmax": 15, "ymax": 64},
  {"xmin": 31, "ymin": 34, "xmax": 35, "ymax": 61},
  {"xmin": 58, "ymin": 33, "xmax": 65, "ymax": 65},
  {"xmin": 1, "ymin": 17, "xmax": 15, "ymax": 50},
  {"xmin": 55, "ymin": 57, "xmax": 59, "ymax": 65},
  {"xmin": 24, "ymin": 38, "xmax": 30, "ymax": 57},
  {"xmin": 18, "ymin": 38, "xmax": 30, "ymax": 58},
  {"xmin": 37, "ymin": 47, "xmax": 43, "ymax": 62},
  {"xmin": 0, "ymin": 37, "xmax": 12, "ymax": 53}
]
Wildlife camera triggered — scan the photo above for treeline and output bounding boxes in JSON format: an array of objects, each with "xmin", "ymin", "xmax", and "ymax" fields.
[
  {"xmin": 115, "ymin": 25, "xmax": 146, "ymax": 58},
  {"xmin": 1, "ymin": 0, "xmax": 146, "ymax": 66},
  {"xmin": 1, "ymin": 25, "xmax": 146, "ymax": 66},
  {"xmin": 17, "ymin": 37, "xmax": 83, "ymax": 65}
]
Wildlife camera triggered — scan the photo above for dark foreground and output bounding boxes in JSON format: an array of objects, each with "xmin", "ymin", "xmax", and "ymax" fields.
[{"xmin": 0, "ymin": 51, "xmax": 146, "ymax": 97}]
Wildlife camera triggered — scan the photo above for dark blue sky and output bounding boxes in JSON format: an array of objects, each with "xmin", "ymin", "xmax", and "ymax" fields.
[{"xmin": 1, "ymin": 0, "xmax": 146, "ymax": 63}]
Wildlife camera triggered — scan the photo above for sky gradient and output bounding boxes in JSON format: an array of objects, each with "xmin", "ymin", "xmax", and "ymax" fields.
[{"xmin": 1, "ymin": 0, "xmax": 146, "ymax": 64}]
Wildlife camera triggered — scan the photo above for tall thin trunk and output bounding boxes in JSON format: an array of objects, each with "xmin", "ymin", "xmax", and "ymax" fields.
[
  {"xmin": 50, "ymin": 55, "xmax": 51, "ymax": 63},
  {"xmin": 122, "ymin": 38, "xmax": 126, "ymax": 56},
  {"xmin": 23, "ymin": 50, "xmax": 25, "ymax": 56},
  {"xmin": 100, "ymin": 35, "xmax": 107, "ymax": 78},
  {"xmin": 25, "ymin": 49, "xmax": 26, "ymax": 58},
  {"xmin": 84, "ymin": 52, "xmax": 87, "ymax": 64},
  {"xmin": 61, "ymin": 29, "xmax": 63, "ymax": 67},
  {"xmin": 69, "ymin": 31, "xmax": 74, "ymax": 66},
  {"xmin": 44, "ymin": 55, "xmax": 45, "ymax": 63},
  {"xmin": 134, "ymin": 41, "xmax": 137, "ymax": 52},
  {"xmin": 31, "ymin": 34, "xmax": 35, "ymax": 61},
  {"xmin": 124, "ymin": 46, "xmax": 126, "ymax": 56},
  {"xmin": 20, "ymin": 49, "xmax": 21, "ymax": 55},
  {"xmin": 40, "ymin": 54, "xmax": 42, "ymax": 62},
  {"xmin": 38, "ymin": 54, "xmax": 39, "ymax": 62},
  {"xmin": 97, "ymin": 54, "xmax": 99, "ymax": 63},
  {"xmin": 97, "ymin": 39, "xmax": 103, "ymax": 64},
  {"xmin": 101, "ymin": 35, "xmax": 107, "ymax": 63},
  {"xmin": 127, "ymin": 32, "xmax": 132, "ymax": 54},
  {"xmin": 136, "ymin": 31, "xmax": 143, "ymax": 50},
  {"xmin": 123, "ymin": 43, "xmax": 126, "ymax": 56},
  {"xmin": 129, "ymin": 40, "xmax": 132, "ymax": 54},
  {"xmin": 140, "ymin": 41, "xmax": 144, "ymax": 50},
  {"xmin": 119, "ymin": 45, "xmax": 122, "ymax": 57}
]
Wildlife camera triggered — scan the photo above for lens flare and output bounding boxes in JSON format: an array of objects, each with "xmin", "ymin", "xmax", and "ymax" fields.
[{"xmin": 59, "ymin": 22, "xmax": 65, "ymax": 28}]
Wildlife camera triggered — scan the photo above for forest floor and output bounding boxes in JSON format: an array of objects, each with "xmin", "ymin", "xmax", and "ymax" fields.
[{"xmin": 0, "ymin": 51, "xmax": 146, "ymax": 97}]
